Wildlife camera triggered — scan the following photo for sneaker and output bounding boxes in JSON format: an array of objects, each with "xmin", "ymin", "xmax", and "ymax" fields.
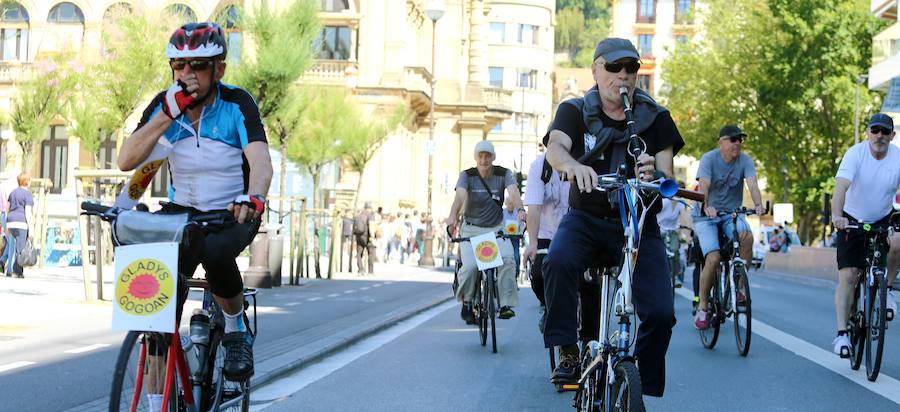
[
  {"xmin": 222, "ymin": 332, "xmax": 254, "ymax": 381},
  {"xmin": 736, "ymin": 290, "xmax": 747, "ymax": 304},
  {"xmin": 499, "ymin": 306, "xmax": 516, "ymax": 319},
  {"xmin": 538, "ymin": 306, "xmax": 547, "ymax": 334},
  {"xmin": 551, "ymin": 347, "xmax": 580, "ymax": 384},
  {"xmin": 886, "ymin": 290, "xmax": 896, "ymax": 321},
  {"xmin": 460, "ymin": 302, "xmax": 476, "ymax": 325},
  {"xmin": 693, "ymin": 309, "xmax": 709, "ymax": 330},
  {"xmin": 832, "ymin": 334, "xmax": 851, "ymax": 358}
]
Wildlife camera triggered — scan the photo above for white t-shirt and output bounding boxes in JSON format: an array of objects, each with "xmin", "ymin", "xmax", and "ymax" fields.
[
  {"xmin": 836, "ymin": 141, "xmax": 900, "ymax": 222},
  {"xmin": 657, "ymin": 198, "xmax": 685, "ymax": 232},
  {"xmin": 523, "ymin": 155, "xmax": 570, "ymax": 240}
]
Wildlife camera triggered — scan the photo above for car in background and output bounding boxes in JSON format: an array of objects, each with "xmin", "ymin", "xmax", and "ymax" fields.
[{"xmin": 752, "ymin": 225, "xmax": 802, "ymax": 270}]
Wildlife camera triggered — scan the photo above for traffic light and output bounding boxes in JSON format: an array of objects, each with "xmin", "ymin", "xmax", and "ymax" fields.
[{"xmin": 516, "ymin": 171, "xmax": 525, "ymax": 195}]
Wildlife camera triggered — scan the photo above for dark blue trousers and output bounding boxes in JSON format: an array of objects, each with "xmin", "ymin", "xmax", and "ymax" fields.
[{"xmin": 542, "ymin": 208, "xmax": 675, "ymax": 397}]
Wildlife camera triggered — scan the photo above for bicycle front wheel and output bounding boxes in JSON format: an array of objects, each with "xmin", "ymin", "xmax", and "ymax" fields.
[
  {"xmin": 109, "ymin": 331, "xmax": 178, "ymax": 412},
  {"xmin": 605, "ymin": 360, "xmax": 645, "ymax": 412},
  {"xmin": 849, "ymin": 282, "xmax": 865, "ymax": 370},
  {"xmin": 865, "ymin": 271, "xmax": 887, "ymax": 381},
  {"xmin": 489, "ymin": 269, "xmax": 498, "ymax": 354},
  {"xmin": 476, "ymin": 279, "xmax": 487, "ymax": 347},
  {"xmin": 732, "ymin": 265, "xmax": 752, "ymax": 357},
  {"xmin": 699, "ymin": 272, "xmax": 721, "ymax": 349}
]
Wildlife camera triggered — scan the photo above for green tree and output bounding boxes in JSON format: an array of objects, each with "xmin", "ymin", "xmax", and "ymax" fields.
[
  {"xmin": 10, "ymin": 59, "xmax": 73, "ymax": 166},
  {"xmin": 555, "ymin": 0, "xmax": 610, "ymax": 67},
  {"xmin": 225, "ymin": 0, "xmax": 320, "ymax": 219},
  {"xmin": 68, "ymin": 65, "xmax": 119, "ymax": 166},
  {"xmin": 341, "ymin": 105, "xmax": 408, "ymax": 209},
  {"xmin": 661, "ymin": 0, "xmax": 884, "ymax": 244}
]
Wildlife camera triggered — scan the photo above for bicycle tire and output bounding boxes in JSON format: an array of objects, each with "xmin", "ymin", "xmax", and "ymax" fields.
[
  {"xmin": 849, "ymin": 282, "xmax": 865, "ymax": 370},
  {"xmin": 489, "ymin": 269, "xmax": 498, "ymax": 354},
  {"xmin": 699, "ymin": 270, "xmax": 721, "ymax": 349},
  {"xmin": 733, "ymin": 265, "xmax": 752, "ymax": 357},
  {"xmin": 109, "ymin": 331, "xmax": 178, "ymax": 412},
  {"xmin": 575, "ymin": 347, "xmax": 600, "ymax": 412},
  {"xmin": 477, "ymin": 277, "xmax": 487, "ymax": 347},
  {"xmin": 865, "ymin": 271, "xmax": 887, "ymax": 381},
  {"xmin": 605, "ymin": 360, "xmax": 645, "ymax": 412},
  {"xmin": 206, "ymin": 332, "xmax": 251, "ymax": 412}
]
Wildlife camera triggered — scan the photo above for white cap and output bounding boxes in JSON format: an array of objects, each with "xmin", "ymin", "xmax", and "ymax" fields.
[{"xmin": 474, "ymin": 140, "xmax": 495, "ymax": 157}]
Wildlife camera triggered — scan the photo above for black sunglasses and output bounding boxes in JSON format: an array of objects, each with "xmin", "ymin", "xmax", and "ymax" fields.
[
  {"xmin": 603, "ymin": 60, "xmax": 641, "ymax": 74},
  {"xmin": 720, "ymin": 135, "xmax": 745, "ymax": 143},
  {"xmin": 870, "ymin": 126, "xmax": 893, "ymax": 136},
  {"xmin": 169, "ymin": 59, "xmax": 215, "ymax": 71}
]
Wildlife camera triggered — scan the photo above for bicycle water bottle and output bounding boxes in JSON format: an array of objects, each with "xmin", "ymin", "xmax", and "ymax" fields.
[{"xmin": 188, "ymin": 309, "xmax": 210, "ymax": 379}]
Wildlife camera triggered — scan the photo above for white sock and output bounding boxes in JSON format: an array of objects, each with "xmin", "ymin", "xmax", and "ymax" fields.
[
  {"xmin": 147, "ymin": 394, "xmax": 163, "ymax": 410},
  {"xmin": 224, "ymin": 310, "xmax": 246, "ymax": 333}
]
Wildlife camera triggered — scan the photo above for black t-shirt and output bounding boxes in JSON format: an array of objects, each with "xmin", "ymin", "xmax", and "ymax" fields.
[{"xmin": 548, "ymin": 99, "xmax": 685, "ymax": 219}]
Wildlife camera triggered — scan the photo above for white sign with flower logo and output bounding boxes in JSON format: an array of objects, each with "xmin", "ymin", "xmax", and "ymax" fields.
[
  {"xmin": 111, "ymin": 243, "xmax": 180, "ymax": 333},
  {"xmin": 469, "ymin": 232, "xmax": 504, "ymax": 271}
]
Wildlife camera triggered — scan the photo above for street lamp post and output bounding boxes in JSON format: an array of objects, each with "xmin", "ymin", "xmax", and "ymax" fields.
[
  {"xmin": 854, "ymin": 74, "xmax": 868, "ymax": 143},
  {"xmin": 420, "ymin": 0, "xmax": 444, "ymax": 267}
]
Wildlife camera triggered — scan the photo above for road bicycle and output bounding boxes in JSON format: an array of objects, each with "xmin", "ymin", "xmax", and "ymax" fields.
[
  {"xmin": 81, "ymin": 202, "xmax": 258, "ymax": 411},
  {"xmin": 843, "ymin": 216, "xmax": 897, "ymax": 381},
  {"xmin": 449, "ymin": 228, "xmax": 522, "ymax": 354},
  {"xmin": 697, "ymin": 207, "xmax": 764, "ymax": 357}
]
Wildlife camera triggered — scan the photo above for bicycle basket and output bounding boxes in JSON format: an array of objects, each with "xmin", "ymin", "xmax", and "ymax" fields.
[{"xmin": 113, "ymin": 211, "xmax": 188, "ymax": 246}]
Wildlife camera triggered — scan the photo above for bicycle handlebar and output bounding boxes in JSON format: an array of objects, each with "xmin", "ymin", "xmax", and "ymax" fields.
[
  {"xmin": 448, "ymin": 228, "xmax": 523, "ymax": 243},
  {"xmin": 80, "ymin": 200, "xmax": 236, "ymax": 227}
]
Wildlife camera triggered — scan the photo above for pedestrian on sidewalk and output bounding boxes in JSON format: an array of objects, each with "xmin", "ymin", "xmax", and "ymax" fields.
[
  {"xmin": 6, "ymin": 173, "xmax": 33, "ymax": 278},
  {"xmin": 353, "ymin": 203, "xmax": 377, "ymax": 275}
]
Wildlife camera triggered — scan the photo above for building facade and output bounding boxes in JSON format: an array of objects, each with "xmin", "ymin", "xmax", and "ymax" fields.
[{"xmin": 870, "ymin": 0, "xmax": 900, "ymax": 119}]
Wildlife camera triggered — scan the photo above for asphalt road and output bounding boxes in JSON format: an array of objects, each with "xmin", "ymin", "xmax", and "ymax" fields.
[{"xmin": 256, "ymin": 268, "xmax": 900, "ymax": 411}]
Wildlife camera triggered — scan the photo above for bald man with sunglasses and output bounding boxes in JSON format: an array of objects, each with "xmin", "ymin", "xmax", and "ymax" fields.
[{"xmin": 692, "ymin": 125, "xmax": 765, "ymax": 331}]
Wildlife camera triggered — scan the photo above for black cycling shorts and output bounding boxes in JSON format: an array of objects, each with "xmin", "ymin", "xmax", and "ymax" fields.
[{"xmin": 835, "ymin": 212, "xmax": 890, "ymax": 270}]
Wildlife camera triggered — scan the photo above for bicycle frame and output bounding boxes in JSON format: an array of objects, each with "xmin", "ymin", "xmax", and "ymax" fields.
[{"xmin": 721, "ymin": 213, "xmax": 748, "ymax": 316}]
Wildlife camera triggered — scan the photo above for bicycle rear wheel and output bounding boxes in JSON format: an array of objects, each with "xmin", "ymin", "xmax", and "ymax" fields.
[
  {"xmin": 489, "ymin": 269, "xmax": 498, "ymax": 354},
  {"xmin": 209, "ymin": 331, "xmax": 251, "ymax": 412},
  {"xmin": 849, "ymin": 282, "xmax": 865, "ymax": 370},
  {"xmin": 699, "ymin": 272, "xmax": 721, "ymax": 349},
  {"xmin": 605, "ymin": 360, "xmax": 645, "ymax": 412},
  {"xmin": 733, "ymin": 265, "xmax": 752, "ymax": 357},
  {"xmin": 109, "ymin": 331, "xmax": 178, "ymax": 412},
  {"xmin": 865, "ymin": 271, "xmax": 887, "ymax": 381}
]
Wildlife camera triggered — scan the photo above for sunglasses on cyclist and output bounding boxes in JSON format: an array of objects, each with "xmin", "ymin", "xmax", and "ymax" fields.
[
  {"xmin": 169, "ymin": 59, "xmax": 215, "ymax": 71},
  {"xmin": 870, "ymin": 126, "xmax": 893, "ymax": 136},
  {"xmin": 720, "ymin": 135, "xmax": 745, "ymax": 143},
  {"xmin": 603, "ymin": 60, "xmax": 641, "ymax": 74}
]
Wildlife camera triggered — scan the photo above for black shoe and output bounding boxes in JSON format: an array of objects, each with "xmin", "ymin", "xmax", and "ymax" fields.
[
  {"xmin": 222, "ymin": 332, "xmax": 254, "ymax": 381},
  {"xmin": 551, "ymin": 348, "xmax": 580, "ymax": 384},
  {"xmin": 498, "ymin": 306, "xmax": 516, "ymax": 319},
  {"xmin": 461, "ymin": 302, "xmax": 476, "ymax": 325}
]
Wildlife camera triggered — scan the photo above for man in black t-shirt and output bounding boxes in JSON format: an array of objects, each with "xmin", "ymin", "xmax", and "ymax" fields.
[{"xmin": 543, "ymin": 37, "xmax": 684, "ymax": 398}]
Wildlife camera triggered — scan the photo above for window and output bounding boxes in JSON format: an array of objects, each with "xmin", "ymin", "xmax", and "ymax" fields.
[
  {"xmin": 488, "ymin": 67, "xmax": 503, "ymax": 88},
  {"xmin": 489, "ymin": 23, "xmax": 505, "ymax": 43},
  {"xmin": 321, "ymin": 0, "xmax": 349, "ymax": 12},
  {"xmin": 315, "ymin": 26, "xmax": 351, "ymax": 60},
  {"xmin": 532, "ymin": 25, "xmax": 540, "ymax": 45},
  {"xmin": 517, "ymin": 24, "xmax": 533, "ymax": 44},
  {"xmin": 97, "ymin": 130, "xmax": 117, "ymax": 169},
  {"xmin": 517, "ymin": 69, "xmax": 537, "ymax": 89},
  {"xmin": 637, "ymin": 74, "xmax": 653, "ymax": 94},
  {"xmin": 47, "ymin": 2, "xmax": 84, "ymax": 24},
  {"xmin": 214, "ymin": 6, "xmax": 242, "ymax": 64},
  {"xmin": 0, "ymin": 8, "xmax": 27, "ymax": 61},
  {"xmin": 164, "ymin": 4, "xmax": 197, "ymax": 24},
  {"xmin": 638, "ymin": 34, "xmax": 653, "ymax": 57},
  {"xmin": 675, "ymin": 0, "xmax": 694, "ymax": 23},
  {"xmin": 637, "ymin": 0, "xmax": 656, "ymax": 24},
  {"xmin": 103, "ymin": 3, "xmax": 131, "ymax": 22},
  {"xmin": 41, "ymin": 125, "xmax": 68, "ymax": 194}
]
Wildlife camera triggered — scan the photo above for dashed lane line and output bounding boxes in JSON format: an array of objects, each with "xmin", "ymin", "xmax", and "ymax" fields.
[
  {"xmin": 63, "ymin": 344, "xmax": 110, "ymax": 354},
  {"xmin": 0, "ymin": 361, "xmax": 35, "ymax": 373}
]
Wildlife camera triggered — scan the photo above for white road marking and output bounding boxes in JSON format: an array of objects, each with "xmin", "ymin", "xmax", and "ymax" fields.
[
  {"xmin": 307, "ymin": 297, "xmax": 323, "ymax": 302},
  {"xmin": 372, "ymin": 284, "xmax": 383, "ymax": 288},
  {"xmin": 0, "ymin": 361, "xmax": 35, "ymax": 373},
  {"xmin": 327, "ymin": 293, "xmax": 340, "ymax": 298},
  {"xmin": 251, "ymin": 301, "xmax": 455, "ymax": 410},
  {"xmin": 674, "ymin": 288, "xmax": 900, "ymax": 405},
  {"xmin": 344, "ymin": 290, "xmax": 355, "ymax": 294},
  {"xmin": 64, "ymin": 344, "xmax": 110, "ymax": 354},
  {"xmin": 285, "ymin": 302, "xmax": 302, "ymax": 307},
  {"xmin": 360, "ymin": 287, "xmax": 370, "ymax": 291}
]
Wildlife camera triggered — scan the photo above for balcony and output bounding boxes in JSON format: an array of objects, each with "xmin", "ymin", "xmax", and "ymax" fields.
[
  {"xmin": 300, "ymin": 60, "xmax": 358, "ymax": 86},
  {"xmin": 869, "ymin": 21, "xmax": 900, "ymax": 90},
  {"xmin": 403, "ymin": 66, "xmax": 433, "ymax": 118},
  {"xmin": 483, "ymin": 87, "xmax": 513, "ymax": 113},
  {"xmin": 872, "ymin": 0, "xmax": 897, "ymax": 19},
  {"xmin": 0, "ymin": 62, "xmax": 33, "ymax": 84}
]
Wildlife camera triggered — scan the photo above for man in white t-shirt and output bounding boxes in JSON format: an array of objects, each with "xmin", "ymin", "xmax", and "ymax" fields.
[{"xmin": 831, "ymin": 113, "xmax": 900, "ymax": 357}]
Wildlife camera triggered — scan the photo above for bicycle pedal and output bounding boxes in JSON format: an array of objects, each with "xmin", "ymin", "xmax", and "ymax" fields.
[
  {"xmin": 561, "ymin": 384, "xmax": 580, "ymax": 391},
  {"xmin": 839, "ymin": 347, "xmax": 850, "ymax": 359},
  {"xmin": 887, "ymin": 309, "xmax": 895, "ymax": 322}
]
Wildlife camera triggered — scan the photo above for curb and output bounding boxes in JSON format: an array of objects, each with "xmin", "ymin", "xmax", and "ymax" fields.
[{"xmin": 250, "ymin": 292, "xmax": 454, "ymax": 389}]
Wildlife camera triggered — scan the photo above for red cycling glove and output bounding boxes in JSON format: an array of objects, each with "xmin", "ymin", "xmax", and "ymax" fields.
[
  {"xmin": 233, "ymin": 194, "xmax": 265, "ymax": 215},
  {"xmin": 161, "ymin": 80, "xmax": 195, "ymax": 119}
]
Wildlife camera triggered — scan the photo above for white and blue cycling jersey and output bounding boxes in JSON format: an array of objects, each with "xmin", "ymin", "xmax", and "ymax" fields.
[{"xmin": 135, "ymin": 82, "xmax": 267, "ymax": 211}]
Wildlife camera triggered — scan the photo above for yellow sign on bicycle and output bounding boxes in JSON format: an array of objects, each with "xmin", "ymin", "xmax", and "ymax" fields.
[
  {"xmin": 112, "ymin": 242, "xmax": 180, "ymax": 333},
  {"xmin": 469, "ymin": 232, "xmax": 503, "ymax": 271}
]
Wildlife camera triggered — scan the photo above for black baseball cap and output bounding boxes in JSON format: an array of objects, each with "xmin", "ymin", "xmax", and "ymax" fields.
[
  {"xmin": 593, "ymin": 38, "xmax": 640, "ymax": 62},
  {"xmin": 868, "ymin": 113, "xmax": 894, "ymax": 130},
  {"xmin": 719, "ymin": 125, "xmax": 747, "ymax": 139}
]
